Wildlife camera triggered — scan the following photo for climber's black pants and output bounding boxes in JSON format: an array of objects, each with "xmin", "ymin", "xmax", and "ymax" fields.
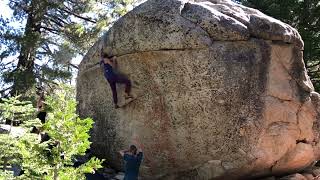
[
  {"xmin": 107, "ymin": 75, "xmax": 131, "ymax": 105},
  {"xmin": 37, "ymin": 111, "xmax": 47, "ymax": 124}
]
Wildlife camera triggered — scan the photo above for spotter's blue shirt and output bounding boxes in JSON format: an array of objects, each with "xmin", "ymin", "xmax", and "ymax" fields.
[
  {"xmin": 100, "ymin": 60, "xmax": 116, "ymax": 79},
  {"xmin": 124, "ymin": 152, "xmax": 143, "ymax": 180}
]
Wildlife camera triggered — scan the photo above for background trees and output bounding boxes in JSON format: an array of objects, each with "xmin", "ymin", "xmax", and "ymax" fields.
[{"xmin": 0, "ymin": 0, "xmax": 137, "ymax": 97}]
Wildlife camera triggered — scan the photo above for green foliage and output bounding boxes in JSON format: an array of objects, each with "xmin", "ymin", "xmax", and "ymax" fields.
[
  {"xmin": 17, "ymin": 133, "xmax": 50, "ymax": 179},
  {"xmin": 0, "ymin": 95, "xmax": 36, "ymax": 124},
  {"xmin": 0, "ymin": 85, "xmax": 104, "ymax": 179},
  {"xmin": 0, "ymin": 134, "xmax": 21, "ymax": 180},
  {"xmin": 242, "ymin": 0, "xmax": 320, "ymax": 91},
  {"xmin": 0, "ymin": 96, "xmax": 37, "ymax": 179}
]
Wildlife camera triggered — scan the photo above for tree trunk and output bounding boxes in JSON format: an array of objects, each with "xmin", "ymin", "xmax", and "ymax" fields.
[
  {"xmin": 11, "ymin": 0, "xmax": 48, "ymax": 96},
  {"xmin": 3, "ymin": 157, "xmax": 7, "ymax": 171},
  {"xmin": 53, "ymin": 165, "xmax": 58, "ymax": 180}
]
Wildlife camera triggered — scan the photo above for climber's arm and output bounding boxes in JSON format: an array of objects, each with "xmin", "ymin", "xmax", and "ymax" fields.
[
  {"xmin": 112, "ymin": 56, "xmax": 118, "ymax": 69},
  {"xmin": 99, "ymin": 49, "xmax": 105, "ymax": 66},
  {"xmin": 133, "ymin": 137, "xmax": 144, "ymax": 162},
  {"xmin": 107, "ymin": 56, "xmax": 117, "ymax": 69},
  {"xmin": 132, "ymin": 136, "xmax": 143, "ymax": 153},
  {"xmin": 99, "ymin": 59, "xmax": 104, "ymax": 66},
  {"xmin": 119, "ymin": 149, "xmax": 128, "ymax": 157}
]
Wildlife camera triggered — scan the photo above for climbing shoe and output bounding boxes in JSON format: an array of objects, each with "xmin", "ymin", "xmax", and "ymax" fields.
[{"xmin": 125, "ymin": 94, "xmax": 133, "ymax": 99}]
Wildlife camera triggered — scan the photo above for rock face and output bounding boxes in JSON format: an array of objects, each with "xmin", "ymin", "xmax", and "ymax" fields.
[{"xmin": 76, "ymin": 0, "xmax": 320, "ymax": 179}]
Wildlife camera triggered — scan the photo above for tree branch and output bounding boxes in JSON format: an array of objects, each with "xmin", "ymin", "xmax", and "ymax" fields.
[
  {"xmin": 307, "ymin": 61, "xmax": 320, "ymax": 68},
  {"xmin": 308, "ymin": 70, "xmax": 320, "ymax": 74},
  {"xmin": 68, "ymin": 63, "xmax": 79, "ymax": 69},
  {"xmin": 0, "ymin": 87, "xmax": 12, "ymax": 94},
  {"xmin": 40, "ymin": 26, "xmax": 60, "ymax": 35},
  {"xmin": 44, "ymin": 14, "xmax": 68, "ymax": 27},
  {"xmin": 43, "ymin": 43, "xmax": 54, "ymax": 55},
  {"xmin": 61, "ymin": 7, "xmax": 96, "ymax": 23}
]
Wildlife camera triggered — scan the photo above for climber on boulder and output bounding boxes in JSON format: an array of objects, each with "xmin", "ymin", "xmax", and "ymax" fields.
[{"xmin": 100, "ymin": 52, "xmax": 133, "ymax": 108}]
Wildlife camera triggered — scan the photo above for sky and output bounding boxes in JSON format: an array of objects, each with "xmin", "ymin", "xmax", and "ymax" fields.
[
  {"xmin": 0, "ymin": 0, "xmax": 12, "ymax": 19},
  {"xmin": 0, "ymin": 0, "xmax": 22, "ymax": 65}
]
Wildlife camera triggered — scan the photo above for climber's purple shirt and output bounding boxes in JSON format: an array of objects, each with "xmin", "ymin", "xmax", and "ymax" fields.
[
  {"xmin": 100, "ymin": 60, "xmax": 116, "ymax": 79},
  {"xmin": 123, "ymin": 152, "xmax": 143, "ymax": 180}
]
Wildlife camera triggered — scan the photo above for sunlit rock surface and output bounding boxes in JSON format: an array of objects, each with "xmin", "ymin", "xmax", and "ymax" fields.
[{"xmin": 77, "ymin": 0, "xmax": 320, "ymax": 179}]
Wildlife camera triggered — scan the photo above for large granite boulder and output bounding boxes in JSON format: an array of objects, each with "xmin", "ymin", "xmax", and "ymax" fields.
[{"xmin": 76, "ymin": 0, "xmax": 320, "ymax": 179}]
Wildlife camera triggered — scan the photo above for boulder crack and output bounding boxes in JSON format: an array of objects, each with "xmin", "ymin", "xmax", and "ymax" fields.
[
  {"xmin": 179, "ymin": 4, "xmax": 212, "ymax": 43},
  {"xmin": 296, "ymin": 103, "xmax": 304, "ymax": 141},
  {"xmin": 273, "ymin": 48, "xmax": 311, "ymax": 93},
  {"xmin": 266, "ymin": 95, "xmax": 292, "ymax": 102}
]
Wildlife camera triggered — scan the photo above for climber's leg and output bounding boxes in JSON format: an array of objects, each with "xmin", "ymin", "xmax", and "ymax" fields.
[
  {"xmin": 115, "ymin": 75, "xmax": 132, "ymax": 99},
  {"xmin": 108, "ymin": 80, "xmax": 119, "ymax": 108}
]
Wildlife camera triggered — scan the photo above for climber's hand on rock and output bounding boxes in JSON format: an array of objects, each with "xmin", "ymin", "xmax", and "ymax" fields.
[
  {"xmin": 119, "ymin": 149, "xmax": 127, "ymax": 157},
  {"xmin": 119, "ymin": 150, "xmax": 124, "ymax": 157},
  {"xmin": 132, "ymin": 135, "xmax": 143, "ymax": 152},
  {"xmin": 112, "ymin": 56, "xmax": 118, "ymax": 68},
  {"xmin": 131, "ymin": 135, "xmax": 139, "ymax": 145}
]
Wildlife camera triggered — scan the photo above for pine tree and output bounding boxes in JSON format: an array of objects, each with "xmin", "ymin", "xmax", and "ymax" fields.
[
  {"xmin": 0, "ymin": 0, "xmax": 137, "ymax": 97},
  {"xmin": 0, "ymin": 85, "xmax": 103, "ymax": 180}
]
